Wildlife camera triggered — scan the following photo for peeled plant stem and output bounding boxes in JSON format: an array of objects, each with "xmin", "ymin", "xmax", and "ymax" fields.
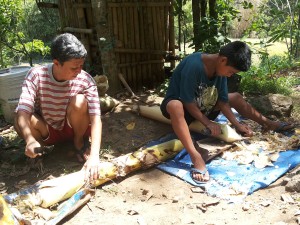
[
  {"xmin": 136, "ymin": 105, "xmax": 242, "ymax": 143},
  {"xmin": 5, "ymin": 139, "xmax": 184, "ymax": 209}
]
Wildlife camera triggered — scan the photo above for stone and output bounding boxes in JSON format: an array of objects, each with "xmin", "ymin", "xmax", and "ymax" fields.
[{"xmin": 247, "ymin": 94, "xmax": 293, "ymax": 119}]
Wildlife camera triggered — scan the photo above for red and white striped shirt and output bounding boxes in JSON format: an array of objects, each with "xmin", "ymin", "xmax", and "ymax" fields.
[{"xmin": 17, "ymin": 64, "xmax": 101, "ymax": 130}]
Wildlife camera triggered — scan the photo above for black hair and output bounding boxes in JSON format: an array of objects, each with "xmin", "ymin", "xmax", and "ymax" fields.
[
  {"xmin": 219, "ymin": 41, "xmax": 252, "ymax": 71},
  {"xmin": 50, "ymin": 33, "xmax": 87, "ymax": 65}
]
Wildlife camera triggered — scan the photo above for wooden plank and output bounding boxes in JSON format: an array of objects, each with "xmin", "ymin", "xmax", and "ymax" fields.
[
  {"xmin": 63, "ymin": 27, "xmax": 93, "ymax": 34},
  {"xmin": 37, "ymin": 2, "xmax": 58, "ymax": 8},
  {"xmin": 72, "ymin": 3, "xmax": 91, "ymax": 8},
  {"xmin": 108, "ymin": 2, "xmax": 171, "ymax": 7},
  {"xmin": 114, "ymin": 48, "xmax": 169, "ymax": 54},
  {"xmin": 195, "ymin": 137, "xmax": 234, "ymax": 162},
  {"xmin": 118, "ymin": 59, "xmax": 164, "ymax": 68}
]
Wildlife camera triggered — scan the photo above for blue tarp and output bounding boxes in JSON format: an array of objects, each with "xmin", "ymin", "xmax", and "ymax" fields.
[{"xmin": 154, "ymin": 113, "xmax": 300, "ymax": 201}]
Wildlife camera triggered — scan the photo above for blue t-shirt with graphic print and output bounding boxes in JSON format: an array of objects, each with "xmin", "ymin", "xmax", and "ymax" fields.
[{"xmin": 165, "ymin": 52, "xmax": 228, "ymax": 116}]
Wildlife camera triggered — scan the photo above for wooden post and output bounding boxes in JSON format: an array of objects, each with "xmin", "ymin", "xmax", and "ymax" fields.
[{"xmin": 91, "ymin": 0, "xmax": 121, "ymax": 94}]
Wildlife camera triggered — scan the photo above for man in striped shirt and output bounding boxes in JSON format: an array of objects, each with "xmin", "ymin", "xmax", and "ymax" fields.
[{"xmin": 14, "ymin": 33, "xmax": 102, "ymax": 181}]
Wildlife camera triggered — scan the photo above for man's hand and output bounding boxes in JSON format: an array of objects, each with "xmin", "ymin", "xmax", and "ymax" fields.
[
  {"xmin": 25, "ymin": 141, "xmax": 43, "ymax": 158},
  {"xmin": 235, "ymin": 122, "xmax": 253, "ymax": 137},
  {"xmin": 206, "ymin": 122, "xmax": 222, "ymax": 136},
  {"xmin": 82, "ymin": 154, "xmax": 101, "ymax": 182}
]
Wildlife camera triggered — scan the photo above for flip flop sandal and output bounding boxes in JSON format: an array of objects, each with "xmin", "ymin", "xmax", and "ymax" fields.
[
  {"xmin": 75, "ymin": 139, "xmax": 90, "ymax": 163},
  {"xmin": 190, "ymin": 168, "xmax": 209, "ymax": 185},
  {"xmin": 274, "ymin": 122, "xmax": 294, "ymax": 133}
]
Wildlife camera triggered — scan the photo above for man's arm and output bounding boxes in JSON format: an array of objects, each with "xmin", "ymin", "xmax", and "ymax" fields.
[
  {"xmin": 89, "ymin": 114, "xmax": 102, "ymax": 158},
  {"xmin": 15, "ymin": 111, "xmax": 41, "ymax": 158},
  {"xmin": 183, "ymin": 102, "xmax": 222, "ymax": 136},
  {"xmin": 217, "ymin": 100, "xmax": 253, "ymax": 136},
  {"xmin": 84, "ymin": 114, "xmax": 102, "ymax": 181}
]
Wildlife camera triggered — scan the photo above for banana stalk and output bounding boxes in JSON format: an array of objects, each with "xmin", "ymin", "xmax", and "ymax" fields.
[
  {"xmin": 0, "ymin": 194, "xmax": 17, "ymax": 225},
  {"xmin": 5, "ymin": 139, "xmax": 184, "ymax": 209},
  {"xmin": 135, "ymin": 105, "xmax": 242, "ymax": 143}
]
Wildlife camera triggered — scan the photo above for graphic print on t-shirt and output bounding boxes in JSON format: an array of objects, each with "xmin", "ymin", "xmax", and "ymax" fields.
[{"xmin": 194, "ymin": 83, "xmax": 218, "ymax": 115}]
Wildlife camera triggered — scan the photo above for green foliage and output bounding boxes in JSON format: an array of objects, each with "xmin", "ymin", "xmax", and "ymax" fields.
[
  {"xmin": 155, "ymin": 78, "xmax": 170, "ymax": 96},
  {"xmin": 0, "ymin": 0, "xmax": 58, "ymax": 68},
  {"xmin": 14, "ymin": 39, "xmax": 50, "ymax": 63},
  {"xmin": 0, "ymin": 0, "xmax": 23, "ymax": 67},
  {"xmin": 21, "ymin": 0, "xmax": 59, "ymax": 44},
  {"xmin": 239, "ymin": 55, "xmax": 299, "ymax": 95},
  {"xmin": 248, "ymin": 0, "xmax": 300, "ymax": 58},
  {"xmin": 173, "ymin": 0, "xmax": 193, "ymax": 53},
  {"xmin": 192, "ymin": 0, "xmax": 253, "ymax": 53},
  {"xmin": 197, "ymin": 18, "xmax": 231, "ymax": 53}
]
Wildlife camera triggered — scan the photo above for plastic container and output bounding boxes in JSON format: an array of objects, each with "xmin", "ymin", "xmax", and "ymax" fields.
[
  {"xmin": 1, "ymin": 100, "xmax": 18, "ymax": 123},
  {"xmin": 0, "ymin": 66, "xmax": 31, "ymax": 102},
  {"xmin": 0, "ymin": 66, "xmax": 30, "ymax": 123}
]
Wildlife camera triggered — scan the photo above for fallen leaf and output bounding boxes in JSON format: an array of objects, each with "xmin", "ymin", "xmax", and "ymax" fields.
[
  {"xmin": 126, "ymin": 122, "xmax": 135, "ymax": 130},
  {"xmin": 141, "ymin": 189, "xmax": 153, "ymax": 202},
  {"xmin": 190, "ymin": 187, "xmax": 205, "ymax": 193},
  {"xmin": 281, "ymin": 193, "xmax": 294, "ymax": 203},
  {"xmin": 128, "ymin": 209, "xmax": 139, "ymax": 215}
]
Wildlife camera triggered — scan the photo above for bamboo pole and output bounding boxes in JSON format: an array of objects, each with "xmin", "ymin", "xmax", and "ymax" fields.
[
  {"xmin": 169, "ymin": 0, "xmax": 176, "ymax": 69},
  {"xmin": 129, "ymin": 4, "xmax": 137, "ymax": 89},
  {"xmin": 151, "ymin": 5, "xmax": 159, "ymax": 85},
  {"xmin": 76, "ymin": 0, "xmax": 92, "ymax": 63},
  {"xmin": 133, "ymin": 4, "xmax": 141, "ymax": 88}
]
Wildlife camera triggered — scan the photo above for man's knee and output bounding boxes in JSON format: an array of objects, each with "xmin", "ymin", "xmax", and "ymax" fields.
[
  {"xmin": 69, "ymin": 94, "xmax": 88, "ymax": 112},
  {"xmin": 229, "ymin": 92, "xmax": 244, "ymax": 102},
  {"xmin": 166, "ymin": 100, "xmax": 184, "ymax": 117}
]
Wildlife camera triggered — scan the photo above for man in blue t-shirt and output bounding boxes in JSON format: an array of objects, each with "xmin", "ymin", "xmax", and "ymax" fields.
[{"xmin": 160, "ymin": 41, "xmax": 293, "ymax": 184}]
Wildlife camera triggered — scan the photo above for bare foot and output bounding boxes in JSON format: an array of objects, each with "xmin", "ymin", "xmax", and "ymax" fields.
[{"xmin": 264, "ymin": 121, "xmax": 294, "ymax": 132}]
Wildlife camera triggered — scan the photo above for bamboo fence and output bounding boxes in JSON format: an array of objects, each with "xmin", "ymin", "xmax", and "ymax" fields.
[{"xmin": 37, "ymin": 0, "xmax": 175, "ymax": 93}]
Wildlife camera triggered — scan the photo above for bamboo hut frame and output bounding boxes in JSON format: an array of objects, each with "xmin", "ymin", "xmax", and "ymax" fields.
[{"xmin": 37, "ymin": 0, "xmax": 176, "ymax": 94}]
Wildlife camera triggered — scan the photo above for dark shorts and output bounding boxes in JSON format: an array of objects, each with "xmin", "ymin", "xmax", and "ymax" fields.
[
  {"xmin": 43, "ymin": 120, "xmax": 91, "ymax": 146},
  {"xmin": 160, "ymin": 97, "xmax": 220, "ymax": 125}
]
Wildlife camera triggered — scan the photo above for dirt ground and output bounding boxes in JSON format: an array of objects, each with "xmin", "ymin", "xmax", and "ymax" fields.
[{"xmin": 0, "ymin": 91, "xmax": 300, "ymax": 225}]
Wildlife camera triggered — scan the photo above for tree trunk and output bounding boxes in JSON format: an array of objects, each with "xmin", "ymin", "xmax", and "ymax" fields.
[
  {"xmin": 295, "ymin": 8, "xmax": 300, "ymax": 58},
  {"xmin": 209, "ymin": 0, "xmax": 217, "ymax": 37},
  {"xmin": 192, "ymin": 0, "xmax": 201, "ymax": 51},
  {"xmin": 200, "ymin": 0, "xmax": 206, "ymax": 18},
  {"xmin": 178, "ymin": 6, "xmax": 182, "ymax": 52},
  {"xmin": 91, "ymin": 0, "xmax": 121, "ymax": 94}
]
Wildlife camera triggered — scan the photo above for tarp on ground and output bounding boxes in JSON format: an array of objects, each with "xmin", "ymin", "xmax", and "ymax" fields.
[{"xmin": 154, "ymin": 113, "xmax": 300, "ymax": 202}]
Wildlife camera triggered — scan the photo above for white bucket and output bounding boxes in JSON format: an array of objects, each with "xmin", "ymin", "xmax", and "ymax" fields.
[
  {"xmin": 0, "ymin": 66, "xmax": 30, "ymax": 123},
  {"xmin": 0, "ymin": 66, "xmax": 31, "ymax": 102},
  {"xmin": 1, "ymin": 100, "xmax": 19, "ymax": 123}
]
